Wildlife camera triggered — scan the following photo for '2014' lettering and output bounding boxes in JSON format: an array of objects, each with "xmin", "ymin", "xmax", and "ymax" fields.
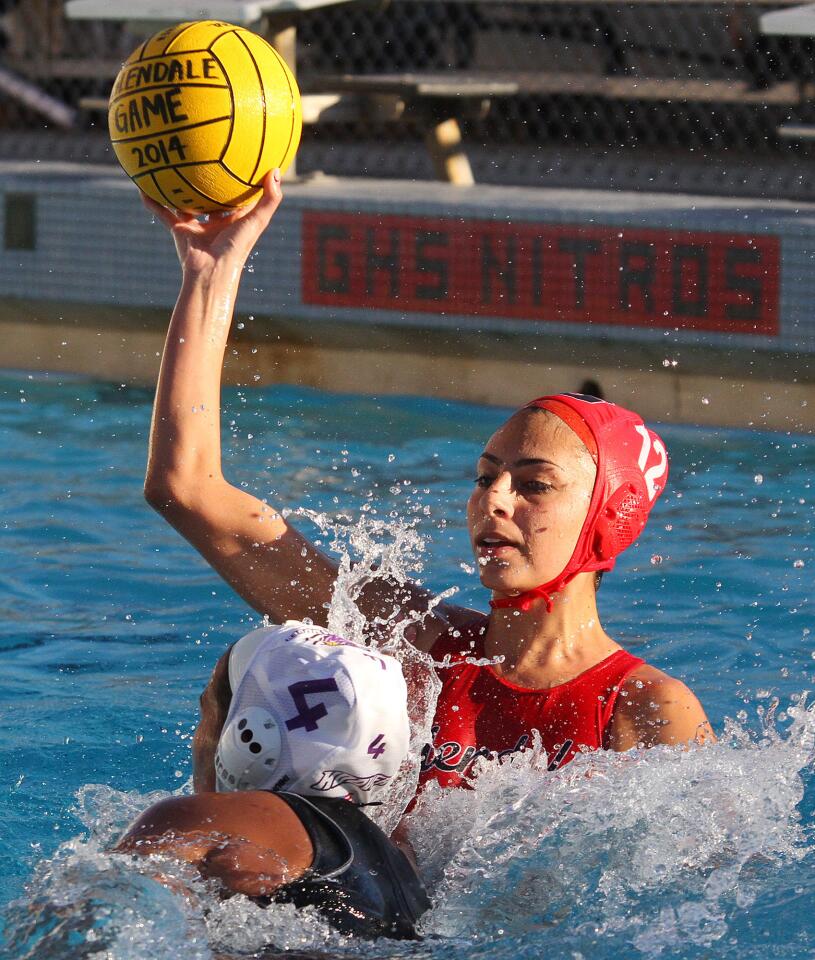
[
  {"xmin": 130, "ymin": 134, "xmax": 187, "ymax": 170},
  {"xmin": 634, "ymin": 424, "xmax": 668, "ymax": 501}
]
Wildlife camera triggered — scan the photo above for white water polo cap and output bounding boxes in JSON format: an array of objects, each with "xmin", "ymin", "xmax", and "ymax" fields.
[{"xmin": 215, "ymin": 621, "xmax": 410, "ymax": 804}]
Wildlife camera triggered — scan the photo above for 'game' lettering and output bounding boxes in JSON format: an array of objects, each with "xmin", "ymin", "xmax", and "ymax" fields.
[{"xmin": 114, "ymin": 88, "xmax": 189, "ymax": 135}]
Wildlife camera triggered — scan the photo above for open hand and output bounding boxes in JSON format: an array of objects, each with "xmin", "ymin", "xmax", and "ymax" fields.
[{"xmin": 141, "ymin": 169, "xmax": 283, "ymax": 275}]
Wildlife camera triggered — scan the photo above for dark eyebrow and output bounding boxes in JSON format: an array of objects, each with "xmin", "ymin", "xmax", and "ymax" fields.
[{"xmin": 478, "ymin": 452, "xmax": 563, "ymax": 470}]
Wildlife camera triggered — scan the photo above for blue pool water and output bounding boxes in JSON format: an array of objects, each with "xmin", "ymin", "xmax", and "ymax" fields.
[{"xmin": 1, "ymin": 370, "xmax": 814, "ymax": 959}]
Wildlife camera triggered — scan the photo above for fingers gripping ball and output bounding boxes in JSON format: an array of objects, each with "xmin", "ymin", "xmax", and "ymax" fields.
[{"xmin": 109, "ymin": 20, "xmax": 301, "ymax": 213}]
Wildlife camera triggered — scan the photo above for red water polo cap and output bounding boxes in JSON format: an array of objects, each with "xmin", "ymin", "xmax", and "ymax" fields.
[{"xmin": 489, "ymin": 393, "xmax": 669, "ymax": 613}]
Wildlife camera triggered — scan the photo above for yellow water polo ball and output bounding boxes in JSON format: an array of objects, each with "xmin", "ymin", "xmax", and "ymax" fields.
[{"xmin": 109, "ymin": 20, "xmax": 302, "ymax": 214}]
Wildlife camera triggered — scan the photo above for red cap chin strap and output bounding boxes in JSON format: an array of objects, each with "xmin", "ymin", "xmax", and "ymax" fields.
[
  {"xmin": 490, "ymin": 586, "xmax": 555, "ymax": 614},
  {"xmin": 489, "ymin": 561, "xmax": 615, "ymax": 613}
]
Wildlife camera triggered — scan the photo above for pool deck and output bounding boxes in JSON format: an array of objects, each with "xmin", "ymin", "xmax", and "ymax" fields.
[{"xmin": 0, "ymin": 162, "xmax": 813, "ymax": 432}]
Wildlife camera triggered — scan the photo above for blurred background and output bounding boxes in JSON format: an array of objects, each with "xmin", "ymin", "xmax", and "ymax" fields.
[{"xmin": 2, "ymin": 0, "xmax": 815, "ymax": 197}]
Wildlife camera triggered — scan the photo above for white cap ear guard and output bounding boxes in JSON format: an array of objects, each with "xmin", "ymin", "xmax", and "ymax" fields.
[
  {"xmin": 215, "ymin": 706, "xmax": 283, "ymax": 792},
  {"xmin": 215, "ymin": 622, "xmax": 410, "ymax": 804}
]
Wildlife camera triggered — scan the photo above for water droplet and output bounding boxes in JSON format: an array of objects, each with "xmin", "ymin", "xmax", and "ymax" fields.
[
  {"xmin": 794, "ymin": 559, "xmax": 805, "ymax": 568},
  {"xmin": 754, "ymin": 474, "xmax": 764, "ymax": 485},
  {"xmin": 650, "ymin": 554, "xmax": 663, "ymax": 565}
]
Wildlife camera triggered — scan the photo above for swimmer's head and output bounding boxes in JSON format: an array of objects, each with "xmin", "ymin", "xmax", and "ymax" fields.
[
  {"xmin": 467, "ymin": 393, "xmax": 668, "ymax": 612},
  {"xmin": 215, "ymin": 622, "xmax": 410, "ymax": 804}
]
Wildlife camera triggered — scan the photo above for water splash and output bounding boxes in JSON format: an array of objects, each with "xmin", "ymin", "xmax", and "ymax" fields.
[
  {"xmin": 0, "ymin": 833, "xmax": 209, "ymax": 960},
  {"xmin": 406, "ymin": 695, "xmax": 815, "ymax": 958},
  {"xmin": 1, "ymin": 783, "xmax": 351, "ymax": 960},
  {"xmin": 4, "ymin": 506, "xmax": 815, "ymax": 959},
  {"xmin": 3, "ymin": 699, "xmax": 815, "ymax": 960},
  {"xmin": 286, "ymin": 508, "xmax": 450, "ymax": 833}
]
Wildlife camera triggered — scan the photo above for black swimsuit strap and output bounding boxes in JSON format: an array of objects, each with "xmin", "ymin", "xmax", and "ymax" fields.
[{"xmin": 275, "ymin": 791, "xmax": 354, "ymax": 880}]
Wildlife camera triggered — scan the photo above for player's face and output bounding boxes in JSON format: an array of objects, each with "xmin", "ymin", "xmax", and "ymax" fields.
[{"xmin": 466, "ymin": 409, "xmax": 596, "ymax": 598}]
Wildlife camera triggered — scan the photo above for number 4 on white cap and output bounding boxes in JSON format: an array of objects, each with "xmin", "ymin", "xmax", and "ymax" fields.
[
  {"xmin": 367, "ymin": 734, "xmax": 386, "ymax": 759},
  {"xmin": 634, "ymin": 424, "xmax": 668, "ymax": 502}
]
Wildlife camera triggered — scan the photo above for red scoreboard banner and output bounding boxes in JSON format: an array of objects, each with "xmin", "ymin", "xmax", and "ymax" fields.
[{"xmin": 301, "ymin": 212, "xmax": 780, "ymax": 336}]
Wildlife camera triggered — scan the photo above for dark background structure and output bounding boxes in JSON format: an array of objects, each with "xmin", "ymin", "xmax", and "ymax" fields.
[{"xmin": 2, "ymin": 1, "xmax": 815, "ymax": 196}]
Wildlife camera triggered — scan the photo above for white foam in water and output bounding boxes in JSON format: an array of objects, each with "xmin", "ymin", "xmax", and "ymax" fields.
[
  {"xmin": 406, "ymin": 695, "xmax": 815, "ymax": 957},
  {"xmin": 287, "ymin": 508, "xmax": 447, "ymax": 835},
  {"xmin": 5, "ymin": 697, "xmax": 814, "ymax": 960},
  {"xmin": 0, "ymin": 828, "xmax": 211, "ymax": 960},
  {"xmin": 4, "ymin": 514, "xmax": 815, "ymax": 960}
]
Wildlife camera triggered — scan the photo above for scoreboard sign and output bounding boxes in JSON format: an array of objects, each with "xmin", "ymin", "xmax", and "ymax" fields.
[{"xmin": 302, "ymin": 212, "xmax": 780, "ymax": 337}]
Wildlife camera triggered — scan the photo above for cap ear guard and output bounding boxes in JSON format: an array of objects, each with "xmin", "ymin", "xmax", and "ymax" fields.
[
  {"xmin": 215, "ymin": 706, "xmax": 283, "ymax": 792},
  {"xmin": 592, "ymin": 482, "xmax": 650, "ymax": 563}
]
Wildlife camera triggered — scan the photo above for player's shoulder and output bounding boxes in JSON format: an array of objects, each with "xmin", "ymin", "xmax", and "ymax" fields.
[
  {"xmin": 621, "ymin": 662, "xmax": 695, "ymax": 705},
  {"xmin": 406, "ymin": 603, "xmax": 486, "ymax": 654},
  {"xmin": 610, "ymin": 661, "xmax": 713, "ymax": 749}
]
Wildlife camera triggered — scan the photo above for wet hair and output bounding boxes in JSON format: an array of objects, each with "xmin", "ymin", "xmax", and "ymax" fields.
[{"xmin": 578, "ymin": 379, "xmax": 605, "ymax": 400}]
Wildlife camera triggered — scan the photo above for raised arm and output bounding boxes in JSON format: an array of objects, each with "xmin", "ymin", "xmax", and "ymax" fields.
[{"xmin": 143, "ymin": 173, "xmax": 470, "ymax": 647}]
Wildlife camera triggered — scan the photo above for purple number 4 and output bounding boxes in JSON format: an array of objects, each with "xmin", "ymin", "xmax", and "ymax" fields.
[
  {"xmin": 367, "ymin": 734, "xmax": 386, "ymax": 759},
  {"xmin": 285, "ymin": 678, "xmax": 340, "ymax": 732}
]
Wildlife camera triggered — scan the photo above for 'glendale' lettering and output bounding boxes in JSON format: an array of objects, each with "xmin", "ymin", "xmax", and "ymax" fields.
[{"xmin": 115, "ymin": 56, "xmax": 220, "ymax": 96}]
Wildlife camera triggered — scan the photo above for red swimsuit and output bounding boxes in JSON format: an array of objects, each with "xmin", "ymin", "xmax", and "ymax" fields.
[{"xmin": 419, "ymin": 616, "xmax": 644, "ymax": 791}]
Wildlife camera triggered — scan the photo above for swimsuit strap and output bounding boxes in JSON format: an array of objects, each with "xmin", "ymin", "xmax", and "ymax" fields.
[{"xmin": 595, "ymin": 650, "xmax": 646, "ymax": 745}]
